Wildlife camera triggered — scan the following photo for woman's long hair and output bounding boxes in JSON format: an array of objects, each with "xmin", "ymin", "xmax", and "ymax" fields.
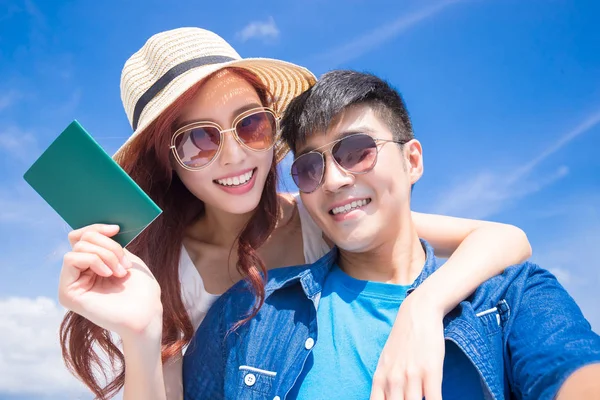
[{"xmin": 59, "ymin": 68, "xmax": 280, "ymax": 399}]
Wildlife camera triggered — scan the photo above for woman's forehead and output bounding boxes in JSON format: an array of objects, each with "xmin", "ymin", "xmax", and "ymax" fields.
[{"xmin": 180, "ymin": 72, "xmax": 261, "ymax": 123}]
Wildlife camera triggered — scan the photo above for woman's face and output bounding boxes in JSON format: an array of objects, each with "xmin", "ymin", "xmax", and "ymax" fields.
[{"xmin": 173, "ymin": 70, "xmax": 275, "ymax": 215}]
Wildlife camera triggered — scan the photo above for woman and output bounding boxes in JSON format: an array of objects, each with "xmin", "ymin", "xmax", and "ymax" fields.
[{"xmin": 58, "ymin": 28, "xmax": 531, "ymax": 400}]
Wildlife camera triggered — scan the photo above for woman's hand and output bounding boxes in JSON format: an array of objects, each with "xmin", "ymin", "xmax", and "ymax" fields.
[
  {"xmin": 370, "ymin": 292, "xmax": 445, "ymax": 400},
  {"xmin": 58, "ymin": 224, "xmax": 163, "ymax": 341}
]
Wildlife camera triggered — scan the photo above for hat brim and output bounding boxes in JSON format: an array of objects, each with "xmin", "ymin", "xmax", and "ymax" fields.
[{"xmin": 113, "ymin": 57, "xmax": 316, "ymax": 164}]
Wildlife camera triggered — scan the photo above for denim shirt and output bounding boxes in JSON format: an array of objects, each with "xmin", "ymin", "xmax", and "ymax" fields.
[{"xmin": 183, "ymin": 241, "xmax": 600, "ymax": 400}]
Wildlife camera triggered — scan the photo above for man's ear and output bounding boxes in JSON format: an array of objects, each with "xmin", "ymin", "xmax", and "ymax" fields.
[{"xmin": 404, "ymin": 139, "xmax": 423, "ymax": 185}]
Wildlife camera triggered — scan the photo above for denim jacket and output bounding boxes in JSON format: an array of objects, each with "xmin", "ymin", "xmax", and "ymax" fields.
[{"xmin": 183, "ymin": 241, "xmax": 600, "ymax": 400}]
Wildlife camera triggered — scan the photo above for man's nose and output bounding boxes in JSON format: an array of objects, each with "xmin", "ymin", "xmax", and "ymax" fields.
[{"xmin": 321, "ymin": 154, "xmax": 354, "ymax": 193}]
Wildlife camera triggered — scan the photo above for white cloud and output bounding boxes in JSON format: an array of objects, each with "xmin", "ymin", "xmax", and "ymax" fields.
[
  {"xmin": 237, "ymin": 16, "xmax": 279, "ymax": 43},
  {"xmin": 430, "ymin": 108, "xmax": 600, "ymax": 219},
  {"xmin": 0, "ymin": 296, "xmax": 89, "ymax": 396},
  {"xmin": 310, "ymin": 0, "xmax": 466, "ymax": 68}
]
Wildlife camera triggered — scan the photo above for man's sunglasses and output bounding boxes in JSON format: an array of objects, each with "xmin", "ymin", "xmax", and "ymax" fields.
[
  {"xmin": 170, "ymin": 107, "xmax": 278, "ymax": 170},
  {"xmin": 291, "ymin": 133, "xmax": 407, "ymax": 193}
]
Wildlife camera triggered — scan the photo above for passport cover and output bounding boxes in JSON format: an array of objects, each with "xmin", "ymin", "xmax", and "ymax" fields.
[{"xmin": 23, "ymin": 120, "xmax": 162, "ymax": 247}]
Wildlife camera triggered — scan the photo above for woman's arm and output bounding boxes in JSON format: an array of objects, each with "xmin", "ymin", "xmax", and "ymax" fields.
[
  {"xmin": 121, "ymin": 320, "xmax": 168, "ymax": 400},
  {"xmin": 369, "ymin": 213, "xmax": 532, "ymax": 400},
  {"xmin": 411, "ymin": 211, "xmax": 532, "ymax": 313}
]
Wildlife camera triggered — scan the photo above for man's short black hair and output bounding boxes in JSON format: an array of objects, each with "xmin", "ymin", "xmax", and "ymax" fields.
[{"xmin": 281, "ymin": 70, "xmax": 414, "ymax": 152}]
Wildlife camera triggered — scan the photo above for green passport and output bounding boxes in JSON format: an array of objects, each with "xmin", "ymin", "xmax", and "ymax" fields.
[{"xmin": 23, "ymin": 120, "xmax": 162, "ymax": 247}]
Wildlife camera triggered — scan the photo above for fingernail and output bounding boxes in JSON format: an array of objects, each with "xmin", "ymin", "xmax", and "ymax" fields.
[
  {"xmin": 117, "ymin": 263, "xmax": 127, "ymax": 276},
  {"xmin": 122, "ymin": 256, "xmax": 133, "ymax": 269}
]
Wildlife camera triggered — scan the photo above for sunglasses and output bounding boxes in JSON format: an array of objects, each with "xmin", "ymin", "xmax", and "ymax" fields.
[
  {"xmin": 170, "ymin": 107, "xmax": 279, "ymax": 170},
  {"xmin": 291, "ymin": 133, "xmax": 407, "ymax": 193}
]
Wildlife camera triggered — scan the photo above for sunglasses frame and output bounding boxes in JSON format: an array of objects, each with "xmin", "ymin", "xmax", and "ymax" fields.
[
  {"xmin": 170, "ymin": 106, "xmax": 280, "ymax": 171},
  {"xmin": 291, "ymin": 132, "xmax": 408, "ymax": 193}
]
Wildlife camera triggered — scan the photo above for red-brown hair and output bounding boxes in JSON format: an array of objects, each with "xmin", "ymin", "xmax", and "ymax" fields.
[{"xmin": 59, "ymin": 68, "xmax": 279, "ymax": 399}]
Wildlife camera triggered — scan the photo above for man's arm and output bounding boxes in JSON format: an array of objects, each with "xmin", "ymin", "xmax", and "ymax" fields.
[
  {"xmin": 506, "ymin": 264, "xmax": 600, "ymax": 400},
  {"xmin": 556, "ymin": 364, "xmax": 600, "ymax": 399}
]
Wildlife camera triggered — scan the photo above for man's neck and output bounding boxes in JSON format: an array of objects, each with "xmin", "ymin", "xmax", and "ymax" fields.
[{"xmin": 337, "ymin": 219, "xmax": 426, "ymax": 286}]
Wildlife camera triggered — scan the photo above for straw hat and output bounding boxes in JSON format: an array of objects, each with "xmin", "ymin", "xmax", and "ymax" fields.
[{"xmin": 115, "ymin": 27, "xmax": 316, "ymax": 163}]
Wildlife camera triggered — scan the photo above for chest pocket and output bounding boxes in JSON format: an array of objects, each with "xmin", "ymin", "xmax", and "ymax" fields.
[
  {"xmin": 237, "ymin": 365, "xmax": 277, "ymax": 399},
  {"xmin": 475, "ymin": 299, "xmax": 510, "ymax": 336},
  {"xmin": 475, "ymin": 299, "xmax": 510, "ymax": 393}
]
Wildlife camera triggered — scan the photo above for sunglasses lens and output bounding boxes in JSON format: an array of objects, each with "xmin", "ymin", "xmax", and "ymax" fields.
[
  {"xmin": 174, "ymin": 126, "xmax": 221, "ymax": 168},
  {"xmin": 333, "ymin": 134, "xmax": 378, "ymax": 173},
  {"xmin": 236, "ymin": 111, "xmax": 276, "ymax": 150},
  {"xmin": 291, "ymin": 152, "xmax": 324, "ymax": 193}
]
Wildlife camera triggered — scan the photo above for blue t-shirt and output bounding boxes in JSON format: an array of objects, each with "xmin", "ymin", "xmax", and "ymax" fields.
[{"xmin": 290, "ymin": 264, "xmax": 485, "ymax": 400}]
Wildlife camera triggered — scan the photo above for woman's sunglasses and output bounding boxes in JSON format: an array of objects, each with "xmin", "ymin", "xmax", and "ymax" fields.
[
  {"xmin": 291, "ymin": 133, "xmax": 407, "ymax": 193},
  {"xmin": 170, "ymin": 107, "xmax": 279, "ymax": 170}
]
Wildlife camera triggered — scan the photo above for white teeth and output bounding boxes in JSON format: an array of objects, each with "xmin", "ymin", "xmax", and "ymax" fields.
[
  {"xmin": 331, "ymin": 199, "xmax": 370, "ymax": 215},
  {"xmin": 216, "ymin": 170, "xmax": 254, "ymax": 186}
]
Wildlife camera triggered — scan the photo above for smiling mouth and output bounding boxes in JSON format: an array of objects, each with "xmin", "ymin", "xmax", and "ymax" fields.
[
  {"xmin": 329, "ymin": 198, "xmax": 372, "ymax": 215},
  {"xmin": 214, "ymin": 168, "xmax": 256, "ymax": 187}
]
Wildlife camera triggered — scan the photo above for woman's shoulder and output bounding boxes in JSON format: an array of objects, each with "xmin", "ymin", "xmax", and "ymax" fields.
[
  {"xmin": 277, "ymin": 192, "xmax": 331, "ymax": 264},
  {"xmin": 277, "ymin": 191, "xmax": 299, "ymax": 208},
  {"xmin": 276, "ymin": 192, "xmax": 301, "ymax": 227}
]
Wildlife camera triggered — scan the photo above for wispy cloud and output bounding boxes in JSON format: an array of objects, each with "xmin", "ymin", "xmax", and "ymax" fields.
[
  {"xmin": 530, "ymin": 197, "xmax": 600, "ymax": 332},
  {"xmin": 508, "ymin": 109, "xmax": 600, "ymax": 184},
  {"xmin": 309, "ymin": 0, "xmax": 466, "ymax": 69},
  {"xmin": 430, "ymin": 109, "xmax": 600, "ymax": 219},
  {"xmin": 23, "ymin": 0, "xmax": 47, "ymax": 29},
  {"xmin": 0, "ymin": 126, "xmax": 39, "ymax": 163},
  {"xmin": 0, "ymin": 180, "xmax": 70, "ymax": 234},
  {"xmin": 0, "ymin": 91, "xmax": 22, "ymax": 111},
  {"xmin": 0, "ymin": 3, "xmax": 21, "ymax": 22},
  {"xmin": 236, "ymin": 16, "xmax": 279, "ymax": 43},
  {"xmin": 51, "ymin": 88, "xmax": 82, "ymax": 116}
]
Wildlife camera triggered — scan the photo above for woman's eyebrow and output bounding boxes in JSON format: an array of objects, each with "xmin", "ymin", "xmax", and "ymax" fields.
[{"xmin": 174, "ymin": 102, "xmax": 263, "ymax": 130}]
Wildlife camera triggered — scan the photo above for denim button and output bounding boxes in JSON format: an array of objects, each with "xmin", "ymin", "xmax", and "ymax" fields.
[
  {"xmin": 305, "ymin": 337, "xmax": 315, "ymax": 350},
  {"xmin": 244, "ymin": 373, "xmax": 256, "ymax": 386},
  {"xmin": 273, "ymin": 397, "xmax": 281, "ymax": 400}
]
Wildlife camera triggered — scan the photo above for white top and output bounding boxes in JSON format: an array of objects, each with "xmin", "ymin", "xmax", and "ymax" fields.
[
  {"xmin": 178, "ymin": 246, "xmax": 221, "ymax": 331},
  {"xmin": 294, "ymin": 193, "xmax": 331, "ymax": 264},
  {"xmin": 178, "ymin": 193, "xmax": 328, "ymax": 330},
  {"xmin": 163, "ymin": 194, "xmax": 329, "ymax": 396}
]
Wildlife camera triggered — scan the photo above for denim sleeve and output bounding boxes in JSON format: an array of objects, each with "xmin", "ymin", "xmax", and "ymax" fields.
[
  {"xmin": 182, "ymin": 299, "xmax": 226, "ymax": 400},
  {"xmin": 506, "ymin": 265, "xmax": 600, "ymax": 400}
]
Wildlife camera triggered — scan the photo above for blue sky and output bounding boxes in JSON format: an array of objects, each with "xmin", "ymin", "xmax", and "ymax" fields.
[{"xmin": 1, "ymin": 0, "xmax": 599, "ymax": 398}]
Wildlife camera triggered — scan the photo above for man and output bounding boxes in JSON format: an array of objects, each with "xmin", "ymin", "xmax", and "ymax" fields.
[{"xmin": 183, "ymin": 70, "xmax": 600, "ymax": 399}]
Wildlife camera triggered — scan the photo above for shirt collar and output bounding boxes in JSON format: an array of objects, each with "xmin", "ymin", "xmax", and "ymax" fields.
[
  {"xmin": 264, "ymin": 240, "xmax": 440, "ymax": 300},
  {"xmin": 264, "ymin": 247, "xmax": 338, "ymax": 299},
  {"xmin": 407, "ymin": 240, "xmax": 439, "ymax": 294}
]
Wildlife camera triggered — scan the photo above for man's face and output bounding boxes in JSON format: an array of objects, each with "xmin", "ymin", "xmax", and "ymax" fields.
[{"xmin": 297, "ymin": 105, "xmax": 423, "ymax": 252}]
